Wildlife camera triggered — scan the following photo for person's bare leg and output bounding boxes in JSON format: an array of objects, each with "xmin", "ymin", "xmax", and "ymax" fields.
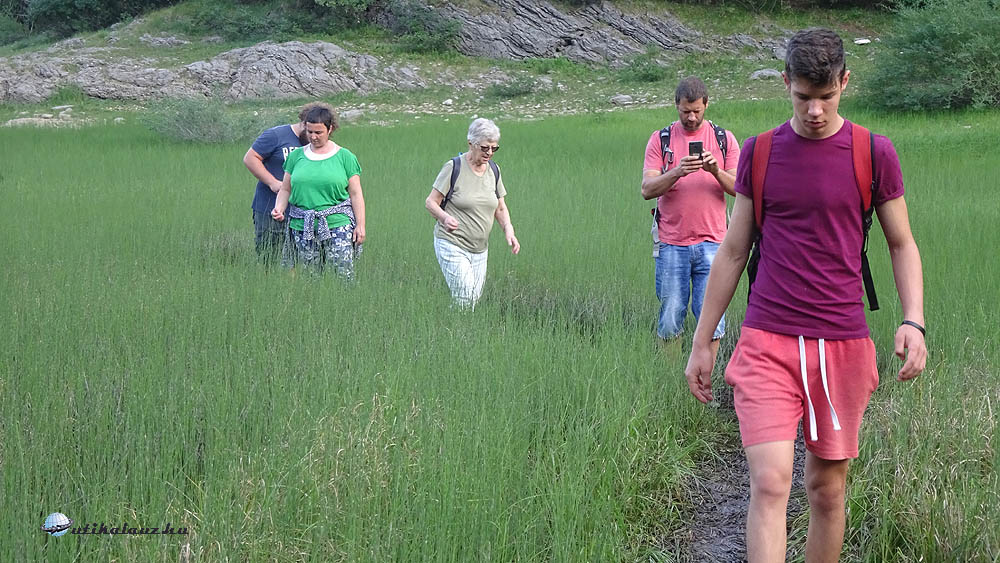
[
  {"xmin": 804, "ymin": 452, "xmax": 850, "ymax": 562},
  {"xmin": 710, "ymin": 337, "xmax": 721, "ymax": 359},
  {"xmin": 745, "ymin": 441, "xmax": 795, "ymax": 563}
]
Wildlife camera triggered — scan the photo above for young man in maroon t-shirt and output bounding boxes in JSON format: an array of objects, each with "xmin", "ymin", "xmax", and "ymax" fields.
[{"xmin": 684, "ymin": 28, "xmax": 927, "ymax": 561}]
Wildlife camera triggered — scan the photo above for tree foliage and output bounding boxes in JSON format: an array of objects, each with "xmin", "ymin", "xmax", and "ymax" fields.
[
  {"xmin": 2, "ymin": 0, "xmax": 177, "ymax": 36},
  {"xmin": 868, "ymin": 0, "xmax": 1000, "ymax": 110}
]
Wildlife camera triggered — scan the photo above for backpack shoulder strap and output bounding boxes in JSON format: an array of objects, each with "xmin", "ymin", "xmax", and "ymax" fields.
[
  {"xmin": 489, "ymin": 160, "xmax": 501, "ymax": 198},
  {"xmin": 710, "ymin": 121, "xmax": 728, "ymax": 161},
  {"xmin": 659, "ymin": 124, "xmax": 673, "ymax": 167},
  {"xmin": 851, "ymin": 123, "xmax": 880, "ymax": 311},
  {"xmin": 851, "ymin": 124, "xmax": 874, "ymax": 211},
  {"xmin": 441, "ymin": 155, "xmax": 462, "ymax": 211},
  {"xmin": 750, "ymin": 128, "xmax": 776, "ymax": 230}
]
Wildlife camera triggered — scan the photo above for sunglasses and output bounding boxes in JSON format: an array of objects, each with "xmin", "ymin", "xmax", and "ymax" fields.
[{"xmin": 478, "ymin": 145, "xmax": 500, "ymax": 154}]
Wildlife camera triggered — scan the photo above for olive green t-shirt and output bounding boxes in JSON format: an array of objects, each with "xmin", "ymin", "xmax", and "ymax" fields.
[{"xmin": 432, "ymin": 156, "xmax": 507, "ymax": 253}]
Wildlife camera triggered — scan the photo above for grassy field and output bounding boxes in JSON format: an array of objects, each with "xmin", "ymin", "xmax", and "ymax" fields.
[{"xmin": 1, "ymin": 101, "xmax": 997, "ymax": 561}]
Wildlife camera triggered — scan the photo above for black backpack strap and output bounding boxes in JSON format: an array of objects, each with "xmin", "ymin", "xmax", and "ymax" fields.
[
  {"xmin": 659, "ymin": 125, "xmax": 673, "ymax": 168},
  {"xmin": 489, "ymin": 160, "xmax": 500, "ymax": 198},
  {"xmin": 745, "ymin": 135, "xmax": 761, "ymax": 304},
  {"xmin": 441, "ymin": 155, "xmax": 462, "ymax": 212},
  {"xmin": 711, "ymin": 121, "xmax": 728, "ymax": 161},
  {"xmin": 860, "ymin": 131, "xmax": 879, "ymax": 311}
]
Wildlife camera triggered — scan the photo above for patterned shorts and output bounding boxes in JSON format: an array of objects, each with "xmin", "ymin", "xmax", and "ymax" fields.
[{"xmin": 282, "ymin": 225, "xmax": 361, "ymax": 279}]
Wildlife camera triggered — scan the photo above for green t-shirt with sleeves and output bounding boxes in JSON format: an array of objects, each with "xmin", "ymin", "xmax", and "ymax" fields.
[
  {"xmin": 432, "ymin": 156, "xmax": 507, "ymax": 253},
  {"xmin": 283, "ymin": 145, "xmax": 362, "ymax": 231}
]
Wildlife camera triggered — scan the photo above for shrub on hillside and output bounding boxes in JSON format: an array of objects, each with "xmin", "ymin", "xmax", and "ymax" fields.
[
  {"xmin": 381, "ymin": 0, "xmax": 459, "ymax": 53},
  {"xmin": 867, "ymin": 0, "xmax": 1000, "ymax": 110},
  {"xmin": 179, "ymin": 0, "xmax": 345, "ymax": 41},
  {"xmin": 312, "ymin": 0, "xmax": 382, "ymax": 27},
  {"xmin": 141, "ymin": 97, "xmax": 275, "ymax": 143},
  {"xmin": 14, "ymin": 0, "xmax": 176, "ymax": 37},
  {"xmin": 619, "ymin": 46, "xmax": 668, "ymax": 84},
  {"xmin": 0, "ymin": 13, "xmax": 25, "ymax": 44},
  {"xmin": 486, "ymin": 77, "xmax": 536, "ymax": 100}
]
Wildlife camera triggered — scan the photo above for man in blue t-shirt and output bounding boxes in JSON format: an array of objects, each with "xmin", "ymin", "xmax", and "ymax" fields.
[{"xmin": 243, "ymin": 103, "xmax": 318, "ymax": 258}]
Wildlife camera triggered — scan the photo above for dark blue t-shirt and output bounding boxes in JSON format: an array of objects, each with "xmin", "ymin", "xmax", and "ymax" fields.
[{"xmin": 250, "ymin": 124, "xmax": 305, "ymax": 213}]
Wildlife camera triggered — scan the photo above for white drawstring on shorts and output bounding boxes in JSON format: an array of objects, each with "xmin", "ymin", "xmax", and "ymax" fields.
[{"xmin": 798, "ymin": 335, "xmax": 842, "ymax": 441}]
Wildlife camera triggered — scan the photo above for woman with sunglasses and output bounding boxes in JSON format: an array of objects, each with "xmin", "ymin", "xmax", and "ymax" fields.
[
  {"xmin": 425, "ymin": 117, "xmax": 520, "ymax": 308},
  {"xmin": 271, "ymin": 103, "xmax": 366, "ymax": 279}
]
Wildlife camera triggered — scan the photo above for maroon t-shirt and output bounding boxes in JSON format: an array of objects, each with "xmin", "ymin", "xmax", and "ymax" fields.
[{"xmin": 734, "ymin": 120, "xmax": 904, "ymax": 339}]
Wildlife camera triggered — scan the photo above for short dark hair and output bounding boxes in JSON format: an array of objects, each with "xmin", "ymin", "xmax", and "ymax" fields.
[
  {"xmin": 298, "ymin": 101, "xmax": 330, "ymax": 122},
  {"xmin": 675, "ymin": 76, "xmax": 708, "ymax": 105},
  {"xmin": 784, "ymin": 28, "xmax": 845, "ymax": 86},
  {"xmin": 302, "ymin": 104, "xmax": 339, "ymax": 133}
]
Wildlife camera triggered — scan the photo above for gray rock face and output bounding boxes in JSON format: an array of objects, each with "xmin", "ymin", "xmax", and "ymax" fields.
[
  {"xmin": 184, "ymin": 41, "xmax": 426, "ymax": 99},
  {"xmin": 446, "ymin": 0, "xmax": 786, "ymax": 66},
  {"xmin": 0, "ymin": 41, "xmax": 428, "ymax": 103},
  {"xmin": 139, "ymin": 34, "xmax": 190, "ymax": 47},
  {"xmin": 0, "ymin": 0, "xmax": 790, "ymax": 103},
  {"xmin": 750, "ymin": 68, "xmax": 782, "ymax": 80}
]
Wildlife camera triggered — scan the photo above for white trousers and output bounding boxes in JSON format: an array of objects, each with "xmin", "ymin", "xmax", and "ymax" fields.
[{"xmin": 434, "ymin": 237, "xmax": 488, "ymax": 309}]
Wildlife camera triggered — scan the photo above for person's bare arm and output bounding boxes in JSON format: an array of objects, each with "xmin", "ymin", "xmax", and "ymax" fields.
[
  {"xmin": 684, "ymin": 193, "xmax": 755, "ymax": 403},
  {"xmin": 876, "ymin": 196, "xmax": 926, "ymax": 380},
  {"xmin": 494, "ymin": 197, "xmax": 519, "ymax": 254},
  {"xmin": 271, "ymin": 173, "xmax": 292, "ymax": 221},
  {"xmin": 347, "ymin": 174, "xmax": 365, "ymax": 244},
  {"xmin": 640, "ymin": 155, "xmax": 703, "ymax": 200},
  {"xmin": 243, "ymin": 149, "xmax": 283, "ymax": 193}
]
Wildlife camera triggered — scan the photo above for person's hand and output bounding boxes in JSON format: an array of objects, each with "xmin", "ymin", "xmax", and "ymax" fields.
[
  {"xmin": 269, "ymin": 181, "xmax": 283, "ymax": 194},
  {"xmin": 676, "ymin": 155, "xmax": 703, "ymax": 177},
  {"xmin": 894, "ymin": 323, "xmax": 927, "ymax": 381},
  {"xmin": 353, "ymin": 225, "xmax": 366, "ymax": 244},
  {"xmin": 700, "ymin": 152, "xmax": 720, "ymax": 175},
  {"xmin": 506, "ymin": 232, "xmax": 520, "ymax": 254},
  {"xmin": 271, "ymin": 207, "xmax": 285, "ymax": 222},
  {"xmin": 684, "ymin": 341, "xmax": 716, "ymax": 403},
  {"xmin": 442, "ymin": 215, "xmax": 459, "ymax": 232}
]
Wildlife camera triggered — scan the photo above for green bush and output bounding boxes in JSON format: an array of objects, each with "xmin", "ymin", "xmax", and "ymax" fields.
[
  {"xmin": 868, "ymin": 0, "xmax": 1000, "ymax": 110},
  {"xmin": 19, "ymin": 0, "xmax": 176, "ymax": 37},
  {"xmin": 485, "ymin": 77, "xmax": 536, "ymax": 100},
  {"xmin": 313, "ymin": 0, "xmax": 382, "ymax": 27},
  {"xmin": 0, "ymin": 12, "xmax": 24, "ymax": 44},
  {"xmin": 379, "ymin": 0, "xmax": 459, "ymax": 53},
  {"xmin": 155, "ymin": 0, "xmax": 357, "ymax": 42},
  {"xmin": 140, "ymin": 97, "xmax": 275, "ymax": 143},
  {"xmin": 619, "ymin": 46, "xmax": 668, "ymax": 84}
]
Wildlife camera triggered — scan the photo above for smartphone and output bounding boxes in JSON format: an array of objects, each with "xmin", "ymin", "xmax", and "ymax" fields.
[{"xmin": 689, "ymin": 141, "xmax": 703, "ymax": 158}]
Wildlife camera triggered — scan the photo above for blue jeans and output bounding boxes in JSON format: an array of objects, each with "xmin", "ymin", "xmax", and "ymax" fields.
[
  {"xmin": 654, "ymin": 241, "xmax": 725, "ymax": 340},
  {"xmin": 253, "ymin": 210, "xmax": 287, "ymax": 260}
]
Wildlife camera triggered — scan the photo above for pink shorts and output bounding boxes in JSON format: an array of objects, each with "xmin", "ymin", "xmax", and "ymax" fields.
[{"xmin": 724, "ymin": 327, "xmax": 879, "ymax": 460}]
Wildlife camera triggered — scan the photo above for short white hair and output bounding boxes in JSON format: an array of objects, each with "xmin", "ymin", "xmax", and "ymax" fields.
[{"xmin": 467, "ymin": 118, "xmax": 500, "ymax": 145}]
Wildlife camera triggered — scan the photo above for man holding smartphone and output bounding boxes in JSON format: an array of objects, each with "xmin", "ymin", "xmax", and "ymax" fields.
[{"xmin": 641, "ymin": 76, "xmax": 740, "ymax": 351}]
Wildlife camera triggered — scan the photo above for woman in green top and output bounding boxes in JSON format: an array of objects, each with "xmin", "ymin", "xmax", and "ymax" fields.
[
  {"xmin": 272, "ymin": 104, "xmax": 366, "ymax": 279},
  {"xmin": 424, "ymin": 118, "xmax": 520, "ymax": 308}
]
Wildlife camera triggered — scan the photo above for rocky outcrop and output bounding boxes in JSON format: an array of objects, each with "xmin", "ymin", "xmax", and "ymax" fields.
[
  {"xmin": 0, "ymin": 41, "xmax": 428, "ymax": 103},
  {"xmin": 0, "ymin": 0, "xmax": 789, "ymax": 103},
  {"xmin": 183, "ymin": 41, "xmax": 426, "ymax": 99},
  {"xmin": 447, "ymin": 0, "xmax": 786, "ymax": 66}
]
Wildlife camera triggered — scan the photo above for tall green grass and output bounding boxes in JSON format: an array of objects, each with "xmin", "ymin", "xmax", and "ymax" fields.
[{"xmin": 1, "ymin": 102, "xmax": 997, "ymax": 561}]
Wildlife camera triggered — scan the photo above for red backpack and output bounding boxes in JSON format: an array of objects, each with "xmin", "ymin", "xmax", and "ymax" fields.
[{"xmin": 746, "ymin": 123, "xmax": 880, "ymax": 311}]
